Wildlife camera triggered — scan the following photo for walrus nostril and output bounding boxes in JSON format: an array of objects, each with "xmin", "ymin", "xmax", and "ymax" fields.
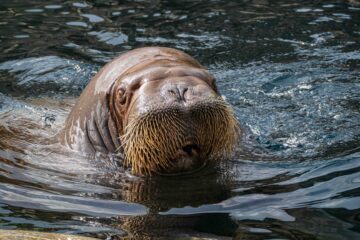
[
  {"xmin": 182, "ymin": 144, "xmax": 199, "ymax": 156},
  {"xmin": 167, "ymin": 85, "xmax": 189, "ymax": 102}
]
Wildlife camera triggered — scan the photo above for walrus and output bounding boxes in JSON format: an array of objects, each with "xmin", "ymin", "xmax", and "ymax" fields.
[{"xmin": 60, "ymin": 47, "xmax": 240, "ymax": 176}]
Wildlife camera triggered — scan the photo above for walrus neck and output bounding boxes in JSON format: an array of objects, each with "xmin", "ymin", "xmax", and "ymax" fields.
[
  {"xmin": 107, "ymin": 112, "xmax": 122, "ymax": 151},
  {"xmin": 83, "ymin": 101, "xmax": 121, "ymax": 154},
  {"xmin": 107, "ymin": 81, "xmax": 126, "ymax": 152}
]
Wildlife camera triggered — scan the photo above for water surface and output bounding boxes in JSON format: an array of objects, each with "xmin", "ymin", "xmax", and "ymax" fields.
[{"xmin": 0, "ymin": 0, "xmax": 360, "ymax": 239}]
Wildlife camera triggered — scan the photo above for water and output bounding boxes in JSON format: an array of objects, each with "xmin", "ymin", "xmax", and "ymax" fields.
[{"xmin": 0, "ymin": 0, "xmax": 359, "ymax": 239}]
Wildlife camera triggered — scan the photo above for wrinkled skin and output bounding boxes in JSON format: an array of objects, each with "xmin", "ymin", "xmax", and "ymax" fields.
[{"xmin": 60, "ymin": 47, "xmax": 239, "ymax": 175}]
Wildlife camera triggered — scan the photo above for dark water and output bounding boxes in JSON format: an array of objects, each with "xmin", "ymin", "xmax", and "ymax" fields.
[{"xmin": 1, "ymin": 0, "xmax": 360, "ymax": 239}]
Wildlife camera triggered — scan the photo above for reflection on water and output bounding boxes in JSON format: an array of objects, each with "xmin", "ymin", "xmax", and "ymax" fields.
[{"xmin": 0, "ymin": 0, "xmax": 360, "ymax": 239}]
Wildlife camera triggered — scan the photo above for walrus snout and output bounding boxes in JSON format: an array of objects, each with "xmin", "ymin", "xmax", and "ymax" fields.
[
  {"xmin": 161, "ymin": 79, "xmax": 218, "ymax": 107},
  {"xmin": 121, "ymin": 98, "xmax": 240, "ymax": 175},
  {"xmin": 166, "ymin": 84, "xmax": 189, "ymax": 102}
]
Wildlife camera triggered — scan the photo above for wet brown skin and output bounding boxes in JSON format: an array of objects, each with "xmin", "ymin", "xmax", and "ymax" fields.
[{"xmin": 60, "ymin": 47, "xmax": 240, "ymax": 175}]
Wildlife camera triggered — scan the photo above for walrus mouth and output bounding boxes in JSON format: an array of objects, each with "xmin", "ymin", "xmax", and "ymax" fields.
[{"xmin": 120, "ymin": 98, "xmax": 240, "ymax": 176}]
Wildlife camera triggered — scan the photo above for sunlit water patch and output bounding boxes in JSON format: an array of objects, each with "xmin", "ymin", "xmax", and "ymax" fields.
[{"xmin": 214, "ymin": 42, "xmax": 360, "ymax": 160}]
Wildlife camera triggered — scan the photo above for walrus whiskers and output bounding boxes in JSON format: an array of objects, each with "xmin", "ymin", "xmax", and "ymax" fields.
[{"xmin": 120, "ymin": 98, "xmax": 240, "ymax": 175}]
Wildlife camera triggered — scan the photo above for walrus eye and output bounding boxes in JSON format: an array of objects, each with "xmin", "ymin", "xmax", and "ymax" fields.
[{"xmin": 118, "ymin": 88, "xmax": 126, "ymax": 105}]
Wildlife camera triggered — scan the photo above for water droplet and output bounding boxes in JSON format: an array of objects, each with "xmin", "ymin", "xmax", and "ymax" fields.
[
  {"xmin": 25, "ymin": 9, "xmax": 44, "ymax": 13},
  {"xmin": 45, "ymin": 5, "xmax": 62, "ymax": 9},
  {"xmin": 81, "ymin": 14, "xmax": 104, "ymax": 23},
  {"xmin": 66, "ymin": 21, "xmax": 88, "ymax": 28}
]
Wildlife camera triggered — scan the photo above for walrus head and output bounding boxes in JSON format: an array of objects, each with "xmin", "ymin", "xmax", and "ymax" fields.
[{"xmin": 108, "ymin": 53, "xmax": 240, "ymax": 176}]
